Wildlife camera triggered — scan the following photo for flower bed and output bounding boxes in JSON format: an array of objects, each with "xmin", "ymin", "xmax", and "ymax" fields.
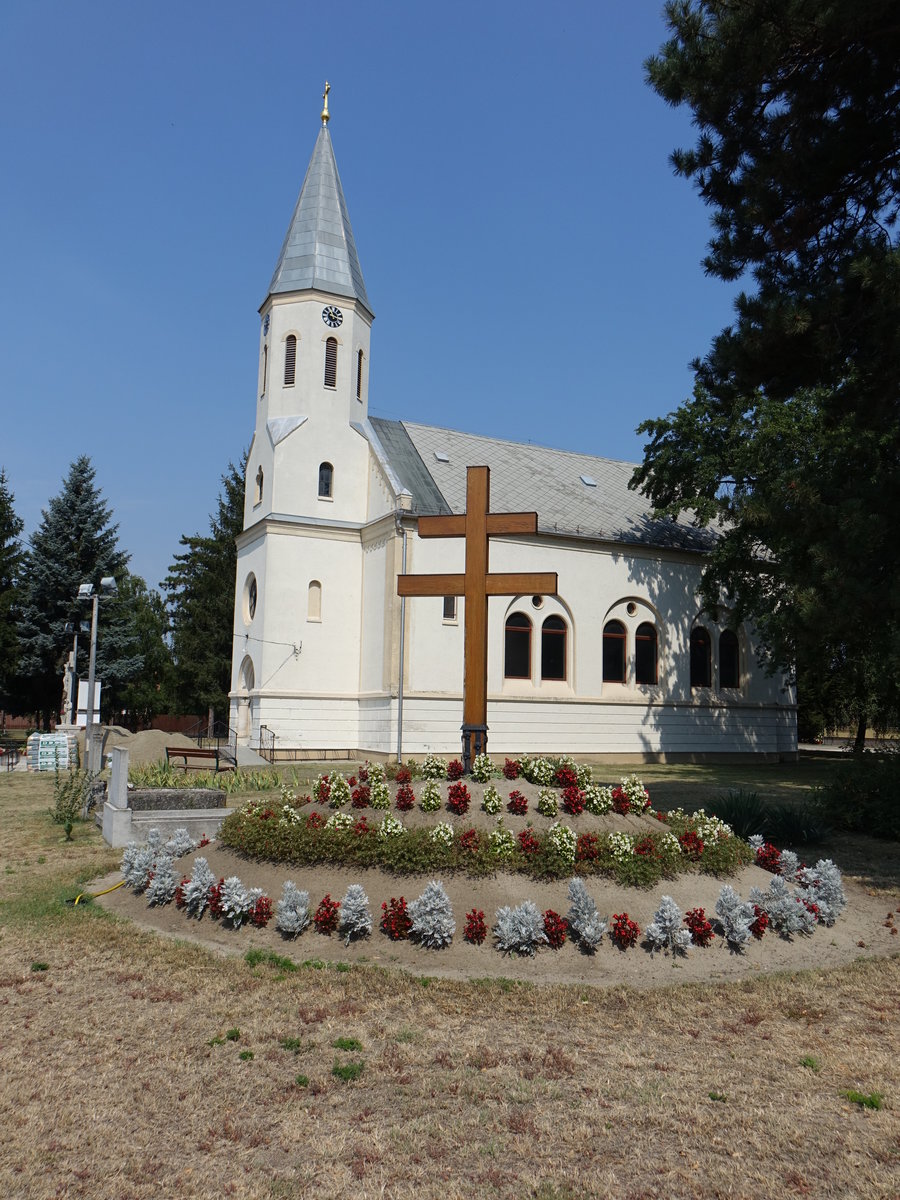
[{"xmin": 219, "ymin": 769, "xmax": 750, "ymax": 887}]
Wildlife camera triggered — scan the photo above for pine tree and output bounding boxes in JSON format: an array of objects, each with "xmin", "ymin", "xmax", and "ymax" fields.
[
  {"xmin": 14, "ymin": 457, "xmax": 133, "ymax": 727},
  {"xmin": 634, "ymin": 2, "xmax": 900, "ymax": 746},
  {"xmin": 164, "ymin": 454, "xmax": 246, "ymax": 718},
  {"xmin": 0, "ymin": 468, "xmax": 24, "ymax": 709},
  {"xmin": 114, "ymin": 575, "xmax": 174, "ymax": 726}
]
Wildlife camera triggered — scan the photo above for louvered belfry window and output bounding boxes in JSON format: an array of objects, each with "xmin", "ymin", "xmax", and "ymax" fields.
[
  {"xmin": 356, "ymin": 349, "xmax": 364, "ymax": 400},
  {"xmin": 284, "ymin": 335, "xmax": 297, "ymax": 386},
  {"xmin": 324, "ymin": 337, "xmax": 338, "ymax": 388}
]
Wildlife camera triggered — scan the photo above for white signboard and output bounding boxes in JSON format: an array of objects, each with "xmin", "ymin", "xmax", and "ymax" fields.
[{"xmin": 75, "ymin": 680, "xmax": 102, "ymax": 728}]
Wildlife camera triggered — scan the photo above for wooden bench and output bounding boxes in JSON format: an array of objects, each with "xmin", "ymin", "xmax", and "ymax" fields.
[{"xmin": 165, "ymin": 746, "xmax": 235, "ymax": 773}]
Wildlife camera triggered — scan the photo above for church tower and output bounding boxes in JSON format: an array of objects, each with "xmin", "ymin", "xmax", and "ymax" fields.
[{"xmin": 230, "ymin": 86, "xmax": 382, "ymax": 746}]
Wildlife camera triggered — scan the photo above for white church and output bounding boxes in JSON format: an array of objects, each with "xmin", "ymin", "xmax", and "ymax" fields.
[{"xmin": 229, "ymin": 95, "xmax": 797, "ymax": 763}]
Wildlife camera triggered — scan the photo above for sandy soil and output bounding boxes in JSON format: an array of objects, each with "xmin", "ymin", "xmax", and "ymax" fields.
[{"xmin": 95, "ymin": 841, "xmax": 899, "ymax": 990}]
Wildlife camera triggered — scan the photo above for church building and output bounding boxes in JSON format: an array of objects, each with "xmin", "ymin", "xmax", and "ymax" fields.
[{"xmin": 229, "ymin": 93, "xmax": 797, "ymax": 762}]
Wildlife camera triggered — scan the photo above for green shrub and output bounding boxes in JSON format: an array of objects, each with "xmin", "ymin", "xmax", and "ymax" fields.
[
  {"xmin": 50, "ymin": 767, "xmax": 94, "ymax": 840},
  {"xmin": 332, "ymin": 1060, "xmax": 364, "ymax": 1082},
  {"xmin": 814, "ymin": 753, "xmax": 900, "ymax": 840},
  {"xmin": 706, "ymin": 789, "xmax": 769, "ymax": 840}
]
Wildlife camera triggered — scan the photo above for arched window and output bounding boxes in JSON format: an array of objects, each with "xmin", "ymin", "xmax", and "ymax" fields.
[
  {"xmin": 284, "ymin": 335, "xmax": 297, "ymax": 386},
  {"xmin": 318, "ymin": 462, "xmax": 333, "ymax": 499},
  {"xmin": 719, "ymin": 629, "xmax": 740, "ymax": 689},
  {"xmin": 504, "ymin": 612, "xmax": 531, "ymax": 679},
  {"xmin": 602, "ymin": 619, "xmax": 626, "ymax": 683},
  {"xmin": 260, "ymin": 343, "xmax": 268, "ymax": 397},
  {"xmin": 635, "ymin": 622, "xmax": 658, "ymax": 685},
  {"xmin": 541, "ymin": 615, "xmax": 567, "ymax": 681},
  {"xmin": 324, "ymin": 337, "xmax": 338, "ymax": 388},
  {"xmin": 244, "ymin": 574, "xmax": 258, "ymax": 623},
  {"xmin": 308, "ymin": 580, "xmax": 322, "ymax": 622},
  {"xmin": 254, "ymin": 466, "xmax": 263, "ymax": 506},
  {"xmin": 690, "ymin": 627, "xmax": 712, "ymax": 688},
  {"xmin": 356, "ymin": 349, "xmax": 364, "ymax": 400}
]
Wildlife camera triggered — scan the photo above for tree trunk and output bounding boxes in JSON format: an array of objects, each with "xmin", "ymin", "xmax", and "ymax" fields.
[{"xmin": 853, "ymin": 714, "xmax": 867, "ymax": 756}]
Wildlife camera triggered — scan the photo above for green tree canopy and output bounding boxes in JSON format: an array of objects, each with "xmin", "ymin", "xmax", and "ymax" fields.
[
  {"xmin": 632, "ymin": 1, "xmax": 900, "ymax": 746},
  {"xmin": 14, "ymin": 456, "xmax": 139, "ymax": 728},
  {"xmin": 164, "ymin": 454, "xmax": 246, "ymax": 718},
  {"xmin": 0, "ymin": 468, "xmax": 25, "ymax": 710},
  {"xmin": 113, "ymin": 575, "xmax": 174, "ymax": 726}
]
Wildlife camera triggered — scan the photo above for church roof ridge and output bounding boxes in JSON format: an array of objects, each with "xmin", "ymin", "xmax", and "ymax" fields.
[{"xmin": 266, "ymin": 124, "xmax": 372, "ymax": 316}]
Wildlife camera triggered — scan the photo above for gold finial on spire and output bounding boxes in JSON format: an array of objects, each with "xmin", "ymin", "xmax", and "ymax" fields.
[{"xmin": 321, "ymin": 81, "xmax": 331, "ymax": 126}]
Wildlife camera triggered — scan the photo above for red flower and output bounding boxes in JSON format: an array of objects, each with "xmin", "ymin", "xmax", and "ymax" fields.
[
  {"xmin": 174, "ymin": 878, "xmax": 189, "ymax": 909},
  {"xmin": 395, "ymin": 783, "xmax": 416, "ymax": 811},
  {"xmin": 755, "ymin": 842, "xmax": 781, "ymax": 874},
  {"xmin": 395, "ymin": 766, "xmax": 412, "ymax": 785},
  {"xmin": 517, "ymin": 828, "xmax": 541, "ymax": 855},
  {"xmin": 250, "ymin": 895, "xmax": 273, "ymax": 928},
  {"xmin": 207, "ymin": 879, "xmax": 225, "ymax": 920},
  {"xmin": 555, "ymin": 765, "xmax": 578, "ymax": 789},
  {"xmin": 678, "ymin": 831, "xmax": 704, "ymax": 860},
  {"xmin": 314, "ymin": 894, "xmax": 340, "ymax": 935},
  {"xmin": 561, "ymin": 785, "xmax": 585, "ymax": 816},
  {"xmin": 464, "ymin": 908, "xmax": 487, "ymax": 945},
  {"xmin": 575, "ymin": 832, "xmax": 599, "ymax": 862},
  {"xmin": 351, "ymin": 784, "xmax": 371, "ymax": 808},
  {"xmin": 634, "ymin": 835, "xmax": 660, "ymax": 859},
  {"xmin": 352, "ymin": 816, "xmax": 371, "ymax": 837},
  {"xmin": 447, "ymin": 781, "xmax": 471, "ymax": 815},
  {"xmin": 543, "ymin": 909, "xmax": 568, "ymax": 949},
  {"xmin": 459, "ymin": 828, "xmax": 480, "ymax": 853},
  {"xmin": 651, "ymin": 810, "xmax": 668, "ymax": 823},
  {"xmin": 502, "ymin": 758, "xmax": 520, "ymax": 780},
  {"xmin": 447, "ymin": 759, "xmax": 465, "ymax": 781},
  {"xmin": 198, "ymin": 836, "xmax": 210, "ymax": 848},
  {"xmin": 611, "ymin": 787, "xmax": 630, "ymax": 815},
  {"xmin": 380, "ymin": 896, "xmax": 412, "ymax": 940},
  {"xmin": 684, "ymin": 907, "xmax": 715, "ymax": 947},
  {"xmin": 507, "ymin": 790, "xmax": 528, "ymax": 815},
  {"xmin": 611, "ymin": 912, "xmax": 640, "ymax": 950},
  {"xmin": 750, "ymin": 905, "xmax": 769, "ymax": 940},
  {"xmin": 306, "ymin": 811, "xmax": 325, "ymax": 830}
]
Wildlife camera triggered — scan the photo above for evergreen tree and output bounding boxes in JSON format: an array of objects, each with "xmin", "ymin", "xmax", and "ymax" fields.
[
  {"xmin": 103, "ymin": 574, "xmax": 173, "ymax": 725},
  {"xmin": 15, "ymin": 457, "xmax": 134, "ymax": 727},
  {"xmin": 164, "ymin": 454, "xmax": 246, "ymax": 718},
  {"xmin": 633, "ymin": 2, "xmax": 900, "ymax": 748},
  {"xmin": 0, "ymin": 468, "xmax": 25, "ymax": 709}
]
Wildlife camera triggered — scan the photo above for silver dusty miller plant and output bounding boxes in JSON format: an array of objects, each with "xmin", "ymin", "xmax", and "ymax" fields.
[
  {"xmin": 646, "ymin": 895, "xmax": 692, "ymax": 956},
  {"xmin": 493, "ymin": 900, "xmax": 548, "ymax": 956},
  {"xmin": 181, "ymin": 857, "xmax": 217, "ymax": 917},
  {"xmin": 715, "ymin": 885, "xmax": 757, "ymax": 949},
  {"xmin": 338, "ymin": 884, "xmax": 372, "ymax": 944},
  {"xmin": 749, "ymin": 875, "xmax": 816, "ymax": 937},
  {"xmin": 219, "ymin": 876, "xmax": 252, "ymax": 927},
  {"xmin": 121, "ymin": 843, "xmax": 156, "ymax": 892},
  {"xmin": 794, "ymin": 859, "xmax": 846, "ymax": 926},
  {"xmin": 566, "ymin": 878, "xmax": 608, "ymax": 952},
  {"xmin": 275, "ymin": 881, "xmax": 311, "ymax": 935},
  {"xmin": 144, "ymin": 853, "xmax": 177, "ymax": 906},
  {"xmin": 165, "ymin": 828, "xmax": 198, "ymax": 859},
  {"xmin": 408, "ymin": 881, "xmax": 456, "ymax": 948}
]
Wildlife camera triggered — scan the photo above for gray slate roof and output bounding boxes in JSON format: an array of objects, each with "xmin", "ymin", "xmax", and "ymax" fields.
[
  {"xmin": 266, "ymin": 127, "xmax": 372, "ymax": 315},
  {"xmin": 369, "ymin": 417, "xmax": 716, "ymax": 554}
]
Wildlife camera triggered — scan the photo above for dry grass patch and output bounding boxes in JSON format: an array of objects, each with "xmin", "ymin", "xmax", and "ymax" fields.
[{"xmin": 1, "ymin": 770, "xmax": 897, "ymax": 1199}]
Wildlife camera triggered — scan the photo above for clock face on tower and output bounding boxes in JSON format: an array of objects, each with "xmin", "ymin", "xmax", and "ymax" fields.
[{"xmin": 322, "ymin": 305, "xmax": 343, "ymax": 328}]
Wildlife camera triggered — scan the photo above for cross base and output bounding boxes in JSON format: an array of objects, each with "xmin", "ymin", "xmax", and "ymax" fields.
[{"xmin": 460, "ymin": 724, "xmax": 488, "ymax": 775}]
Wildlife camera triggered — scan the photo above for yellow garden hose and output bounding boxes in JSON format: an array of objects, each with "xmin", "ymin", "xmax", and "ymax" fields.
[{"xmin": 71, "ymin": 879, "xmax": 126, "ymax": 906}]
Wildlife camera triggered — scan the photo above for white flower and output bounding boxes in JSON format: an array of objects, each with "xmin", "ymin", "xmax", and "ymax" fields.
[
  {"xmin": 378, "ymin": 814, "xmax": 405, "ymax": 839},
  {"xmin": 430, "ymin": 822, "xmax": 455, "ymax": 847}
]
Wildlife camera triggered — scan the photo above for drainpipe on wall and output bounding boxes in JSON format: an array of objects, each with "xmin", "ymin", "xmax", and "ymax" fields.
[{"xmin": 395, "ymin": 493, "xmax": 412, "ymax": 763}]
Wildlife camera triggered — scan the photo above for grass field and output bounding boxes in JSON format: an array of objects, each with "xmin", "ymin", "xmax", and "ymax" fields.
[{"xmin": 1, "ymin": 763, "xmax": 898, "ymax": 1199}]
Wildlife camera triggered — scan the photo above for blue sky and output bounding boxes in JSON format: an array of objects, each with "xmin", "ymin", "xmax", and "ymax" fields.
[{"xmin": 1, "ymin": 1, "xmax": 735, "ymax": 592}]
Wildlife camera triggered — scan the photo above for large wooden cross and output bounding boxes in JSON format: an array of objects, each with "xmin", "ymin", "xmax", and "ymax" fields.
[{"xmin": 398, "ymin": 465, "xmax": 557, "ymax": 772}]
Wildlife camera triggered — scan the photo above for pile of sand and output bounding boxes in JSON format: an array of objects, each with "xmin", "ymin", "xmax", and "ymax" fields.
[{"xmin": 99, "ymin": 728, "xmax": 197, "ymax": 766}]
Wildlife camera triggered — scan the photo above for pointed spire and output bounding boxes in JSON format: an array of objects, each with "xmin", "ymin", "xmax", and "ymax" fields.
[{"xmin": 266, "ymin": 91, "xmax": 372, "ymax": 316}]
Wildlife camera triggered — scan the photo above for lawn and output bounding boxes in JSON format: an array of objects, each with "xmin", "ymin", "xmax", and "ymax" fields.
[{"xmin": 0, "ymin": 763, "xmax": 897, "ymax": 1199}]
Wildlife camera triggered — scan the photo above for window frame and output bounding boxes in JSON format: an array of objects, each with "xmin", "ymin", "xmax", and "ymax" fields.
[
  {"xmin": 317, "ymin": 461, "xmax": 334, "ymax": 499},
  {"xmin": 284, "ymin": 334, "xmax": 297, "ymax": 386},
  {"xmin": 719, "ymin": 629, "xmax": 740, "ymax": 689},
  {"xmin": 602, "ymin": 619, "xmax": 627, "ymax": 683},
  {"xmin": 324, "ymin": 336, "xmax": 338, "ymax": 388},
  {"xmin": 635, "ymin": 622, "xmax": 658, "ymax": 686},
  {"xmin": 540, "ymin": 614, "xmax": 567, "ymax": 681},
  {"xmin": 504, "ymin": 612, "xmax": 532, "ymax": 680},
  {"xmin": 690, "ymin": 627, "xmax": 712, "ymax": 689}
]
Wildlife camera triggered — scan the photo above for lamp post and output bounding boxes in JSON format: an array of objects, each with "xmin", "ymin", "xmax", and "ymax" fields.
[{"xmin": 77, "ymin": 577, "xmax": 117, "ymax": 773}]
